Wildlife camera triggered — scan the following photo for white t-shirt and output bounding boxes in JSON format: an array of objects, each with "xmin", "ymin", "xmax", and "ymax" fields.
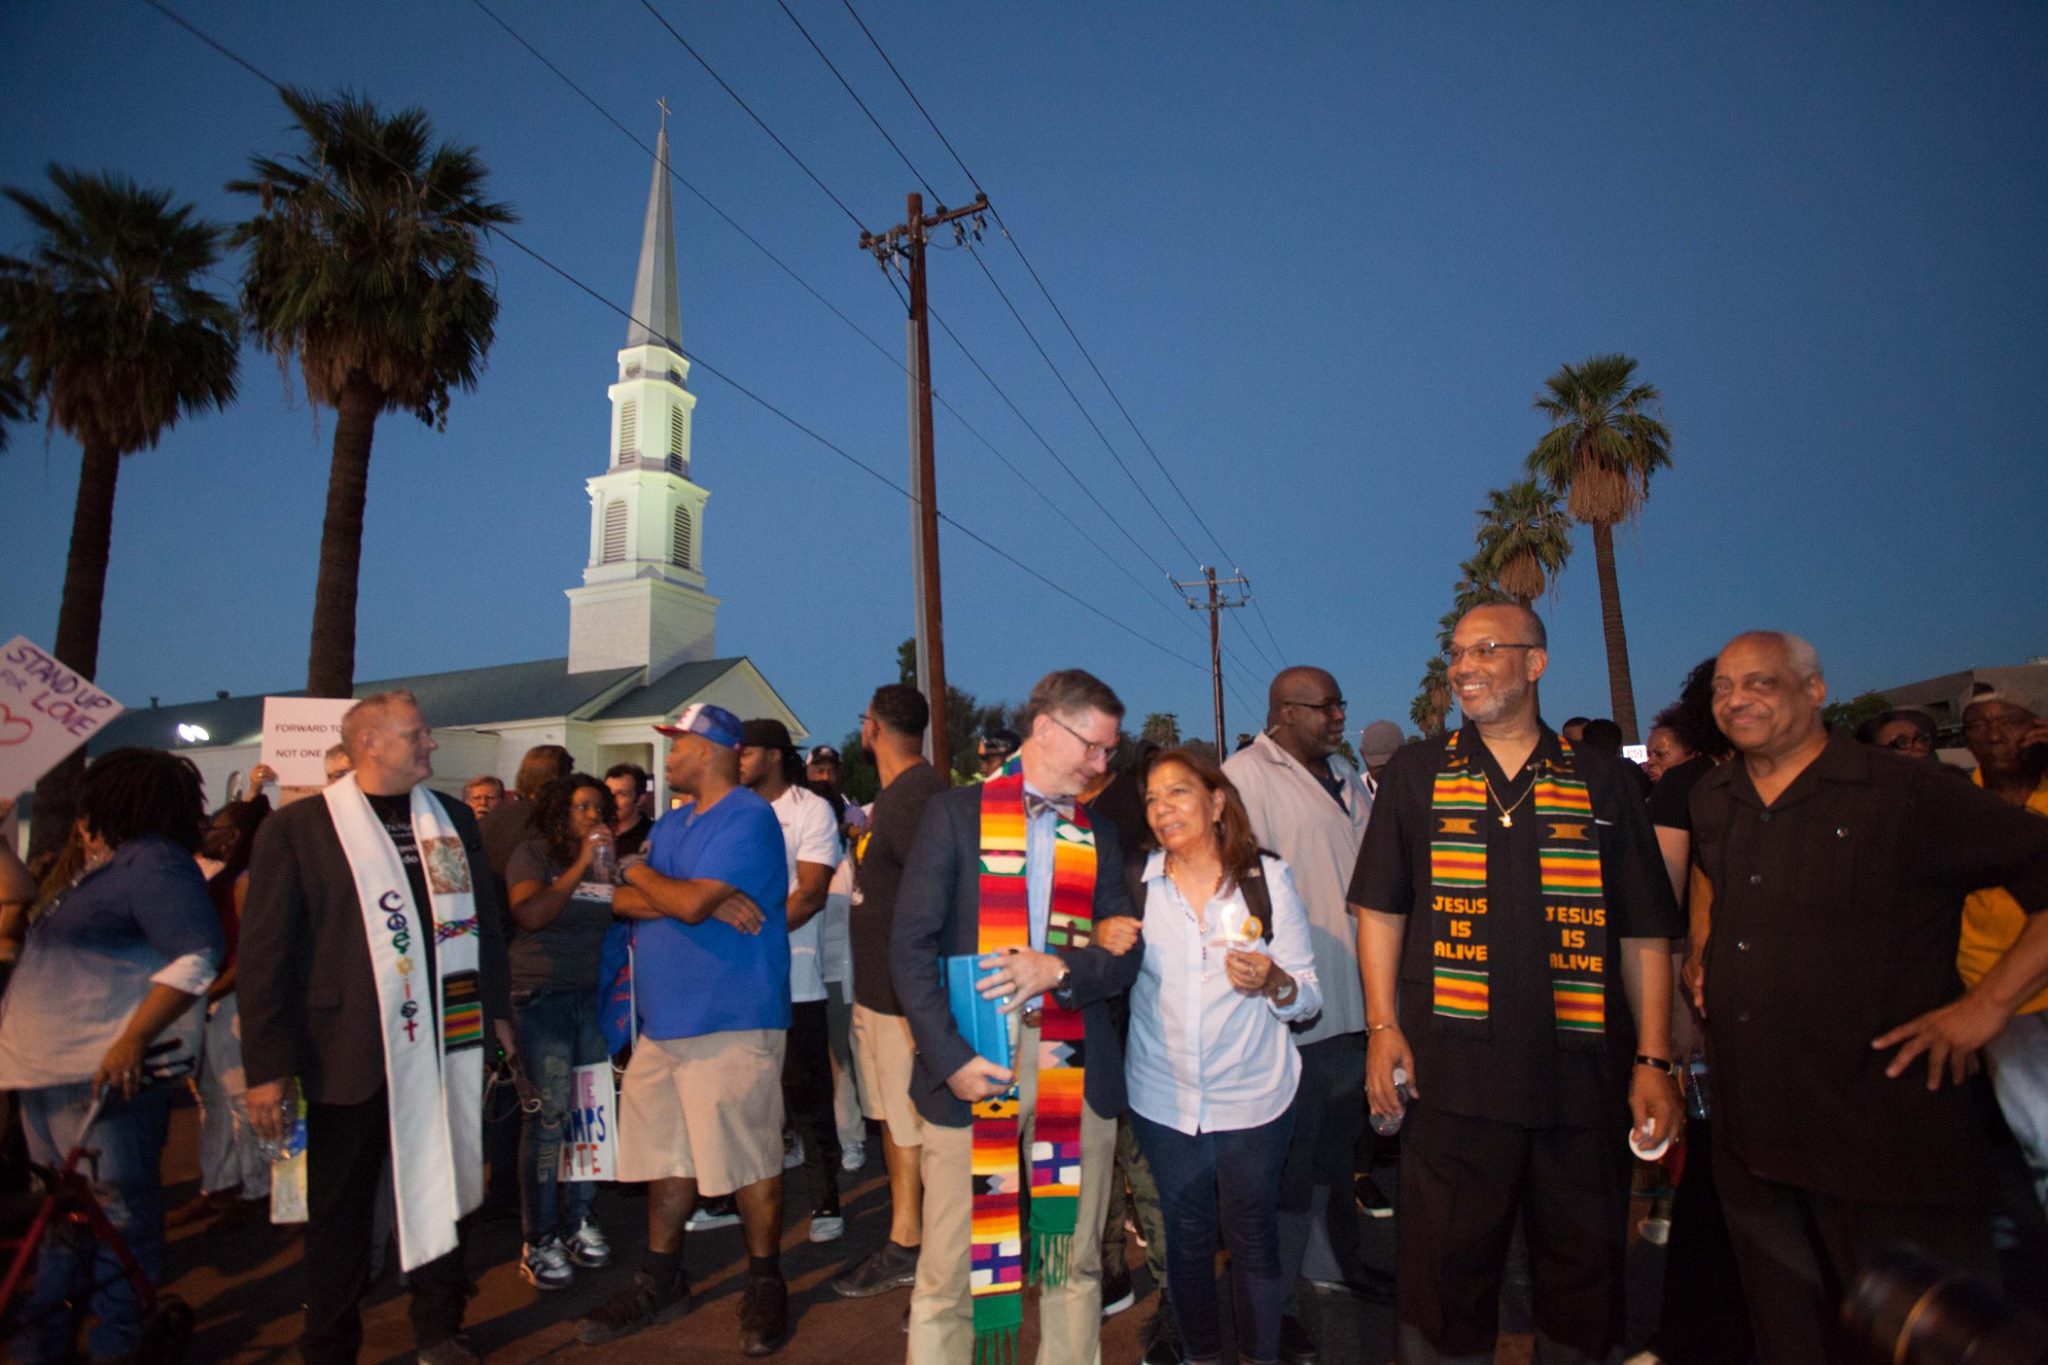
[{"xmin": 772, "ymin": 784, "xmax": 844, "ymax": 1004}]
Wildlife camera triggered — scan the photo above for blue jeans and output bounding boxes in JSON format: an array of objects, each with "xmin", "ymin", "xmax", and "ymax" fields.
[
  {"xmin": 15, "ymin": 1080, "xmax": 174, "ymax": 1364},
  {"xmin": 513, "ymin": 987, "xmax": 606, "ymax": 1243},
  {"xmin": 1134, "ymin": 1103, "xmax": 1296, "ymax": 1364}
]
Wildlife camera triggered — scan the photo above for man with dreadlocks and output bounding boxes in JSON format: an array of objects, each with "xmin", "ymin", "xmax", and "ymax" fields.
[
  {"xmin": 1349, "ymin": 604, "xmax": 1682, "ymax": 1365},
  {"xmin": 894, "ymin": 668, "xmax": 1143, "ymax": 1365}
]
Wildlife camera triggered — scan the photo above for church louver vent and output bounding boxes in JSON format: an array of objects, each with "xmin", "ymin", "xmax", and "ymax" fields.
[
  {"xmin": 671, "ymin": 505, "xmax": 693, "ymax": 568},
  {"xmin": 667, "ymin": 408, "xmax": 686, "ymax": 474},
  {"xmin": 602, "ymin": 499, "xmax": 629, "ymax": 564},
  {"xmin": 617, "ymin": 400, "xmax": 638, "ymax": 464}
]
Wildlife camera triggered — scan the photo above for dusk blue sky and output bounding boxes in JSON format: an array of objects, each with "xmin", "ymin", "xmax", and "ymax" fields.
[{"xmin": 3, "ymin": 2, "xmax": 2044, "ymax": 753}]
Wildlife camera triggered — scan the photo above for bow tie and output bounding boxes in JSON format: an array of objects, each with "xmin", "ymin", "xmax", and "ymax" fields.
[{"xmin": 1025, "ymin": 792, "xmax": 1074, "ymax": 823}]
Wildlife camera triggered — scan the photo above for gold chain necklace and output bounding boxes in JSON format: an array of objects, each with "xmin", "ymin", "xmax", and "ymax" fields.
[{"xmin": 1482, "ymin": 770, "xmax": 1535, "ymax": 828}]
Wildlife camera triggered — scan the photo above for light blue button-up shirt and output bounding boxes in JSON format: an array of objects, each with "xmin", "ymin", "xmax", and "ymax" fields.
[
  {"xmin": 1020, "ymin": 783, "xmax": 1058, "ymax": 1008},
  {"xmin": 1125, "ymin": 850, "xmax": 1322, "ymax": 1136}
]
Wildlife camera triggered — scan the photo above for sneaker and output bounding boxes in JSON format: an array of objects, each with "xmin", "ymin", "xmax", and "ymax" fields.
[
  {"xmin": 1100, "ymin": 1257, "xmax": 1134, "ymax": 1318},
  {"xmin": 520, "ymin": 1237, "xmax": 574, "ymax": 1291},
  {"xmin": 739, "ymin": 1272, "xmax": 790, "ymax": 1356},
  {"xmin": 840, "ymin": 1139, "xmax": 867, "ymax": 1173},
  {"xmin": 1356, "ymin": 1173, "xmax": 1393, "ymax": 1219},
  {"xmin": 577, "ymin": 1267, "xmax": 693, "ymax": 1345},
  {"xmin": 809, "ymin": 1202, "xmax": 845, "ymax": 1244},
  {"xmin": 686, "ymin": 1196, "xmax": 740, "ymax": 1232},
  {"xmin": 416, "ymin": 1334, "xmax": 481, "ymax": 1365},
  {"xmin": 783, "ymin": 1134, "xmax": 805, "ymax": 1170},
  {"xmin": 830, "ymin": 1239, "xmax": 918, "ymax": 1298},
  {"xmin": 566, "ymin": 1217, "xmax": 612, "ymax": 1268}
]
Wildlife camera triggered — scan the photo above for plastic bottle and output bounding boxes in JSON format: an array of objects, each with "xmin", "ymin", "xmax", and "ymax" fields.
[
  {"xmin": 587, "ymin": 830, "xmax": 616, "ymax": 883},
  {"xmin": 1370, "ymin": 1066, "xmax": 1414, "ymax": 1136}
]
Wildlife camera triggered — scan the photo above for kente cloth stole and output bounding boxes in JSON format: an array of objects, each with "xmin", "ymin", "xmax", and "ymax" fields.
[
  {"xmin": 969, "ymin": 757, "xmax": 1095, "ymax": 1363},
  {"xmin": 323, "ymin": 778, "xmax": 485, "ymax": 1272},
  {"xmin": 1427, "ymin": 731, "xmax": 1609, "ymax": 1052}
]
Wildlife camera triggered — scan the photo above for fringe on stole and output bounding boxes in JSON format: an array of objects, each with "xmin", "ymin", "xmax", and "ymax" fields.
[{"xmin": 973, "ymin": 1295, "xmax": 1023, "ymax": 1365}]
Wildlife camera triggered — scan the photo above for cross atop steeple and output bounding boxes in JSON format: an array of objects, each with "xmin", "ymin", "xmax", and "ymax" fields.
[{"xmin": 657, "ymin": 95, "xmax": 670, "ymax": 133}]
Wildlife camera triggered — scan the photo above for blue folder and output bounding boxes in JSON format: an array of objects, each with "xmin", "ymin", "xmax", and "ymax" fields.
[{"xmin": 942, "ymin": 953, "xmax": 1015, "ymax": 1075}]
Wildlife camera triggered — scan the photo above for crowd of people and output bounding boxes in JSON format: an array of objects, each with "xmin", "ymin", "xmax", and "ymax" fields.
[{"xmin": 1, "ymin": 608, "xmax": 2045, "ymax": 1365}]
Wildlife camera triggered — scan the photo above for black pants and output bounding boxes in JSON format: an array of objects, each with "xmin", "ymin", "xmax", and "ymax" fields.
[
  {"xmin": 1644, "ymin": 1118, "xmax": 1751, "ymax": 1365},
  {"xmin": 781, "ymin": 1000, "xmax": 841, "ymax": 1209},
  {"xmin": 1276, "ymin": 1031, "xmax": 1368, "ymax": 1308},
  {"xmin": 1395, "ymin": 1104, "xmax": 1628, "ymax": 1361},
  {"xmin": 302, "ymin": 1088, "xmax": 468, "ymax": 1363},
  {"xmin": 1712, "ymin": 1146, "xmax": 1997, "ymax": 1365}
]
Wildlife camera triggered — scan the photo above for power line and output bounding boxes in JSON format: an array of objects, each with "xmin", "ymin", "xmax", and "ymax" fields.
[
  {"xmin": 137, "ymin": 0, "xmax": 1213, "ymax": 680},
  {"xmin": 634, "ymin": 0, "xmax": 870, "ymax": 233},
  {"xmin": 771, "ymin": 0, "xmax": 938, "ymax": 203},
  {"xmin": 837, "ymin": 0, "xmax": 1293, "ymax": 662}
]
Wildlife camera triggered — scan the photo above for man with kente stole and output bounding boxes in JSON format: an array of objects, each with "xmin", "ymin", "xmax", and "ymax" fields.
[
  {"xmin": 1349, "ymin": 605, "xmax": 1683, "ymax": 1365},
  {"xmin": 893, "ymin": 669, "xmax": 1143, "ymax": 1364}
]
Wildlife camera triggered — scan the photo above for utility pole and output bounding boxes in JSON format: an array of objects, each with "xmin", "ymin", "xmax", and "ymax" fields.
[
  {"xmin": 1173, "ymin": 567, "xmax": 1250, "ymax": 753},
  {"xmin": 861, "ymin": 191, "xmax": 989, "ymax": 776}
]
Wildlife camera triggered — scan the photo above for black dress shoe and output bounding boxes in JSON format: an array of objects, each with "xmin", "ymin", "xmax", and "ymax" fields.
[
  {"xmin": 739, "ymin": 1273, "xmax": 789, "ymax": 1356},
  {"xmin": 1278, "ymin": 1312, "xmax": 1320, "ymax": 1365},
  {"xmin": 830, "ymin": 1239, "xmax": 919, "ymax": 1298},
  {"xmin": 1142, "ymin": 1292, "xmax": 1184, "ymax": 1365}
]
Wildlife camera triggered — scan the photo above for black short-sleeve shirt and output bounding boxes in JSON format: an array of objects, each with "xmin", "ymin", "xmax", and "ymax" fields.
[
  {"xmin": 1690, "ymin": 734, "xmax": 2048, "ymax": 1206},
  {"xmin": 1347, "ymin": 724, "xmax": 1682, "ymax": 1128},
  {"xmin": 852, "ymin": 762, "xmax": 950, "ymax": 1014},
  {"xmin": 1647, "ymin": 754, "xmax": 1713, "ymax": 833}
]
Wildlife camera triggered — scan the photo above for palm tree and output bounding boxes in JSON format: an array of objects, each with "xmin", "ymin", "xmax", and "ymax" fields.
[
  {"xmin": 230, "ymin": 88, "xmax": 514, "ymax": 697},
  {"xmin": 1474, "ymin": 478, "xmax": 1572, "ymax": 604},
  {"xmin": 0, "ymin": 166, "xmax": 239, "ymax": 853},
  {"xmin": 1525, "ymin": 353, "xmax": 1672, "ymax": 742},
  {"xmin": 1411, "ymin": 657, "xmax": 1451, "ymax": 737},
  {"xmin": 0, "ymin": 359, "xmax": 32, "ymax": 451}
]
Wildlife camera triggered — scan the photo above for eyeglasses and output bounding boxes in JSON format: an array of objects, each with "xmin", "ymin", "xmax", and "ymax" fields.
[
  {"xmin": 1445, "ymin": 641, "xmax": 1541, "ymax": 665},
  {"xmin": 1882, "ymin": 734, "xmax": 1934, "ymax": 751},
  {"xmin": 1048, "ymin": 714, "xmax": 1115, "ymax": 761},
  {"xmin": 1963, "ymin": 718, "xmax": 2031, "ymax": 738},
  {"xmin": 1282, "ymin": 697, "xmax": 1347, "ymax": 715}
]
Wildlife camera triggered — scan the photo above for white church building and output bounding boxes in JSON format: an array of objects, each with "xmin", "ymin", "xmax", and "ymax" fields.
[{"xmin": 87, "ymin": 122, "xmax": 804, "ymax": 804}]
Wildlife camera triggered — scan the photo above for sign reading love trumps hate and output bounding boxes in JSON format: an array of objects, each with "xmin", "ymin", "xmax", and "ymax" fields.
[{"xmin": 0, "ymin": 637, "xmax": 126, "ymax": 798}]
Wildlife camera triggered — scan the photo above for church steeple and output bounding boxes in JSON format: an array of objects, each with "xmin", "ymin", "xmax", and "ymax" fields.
[
  {"xmin": 566, "ymin": 107, "xmax": 720, "ymax": 680},
  {"xmin": 625, "ymin": 114, "xmax": 681, "ymax": 352}
]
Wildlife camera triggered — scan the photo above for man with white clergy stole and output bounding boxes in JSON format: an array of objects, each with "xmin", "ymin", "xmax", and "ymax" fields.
[
  {"xmin": 1350, "ymin": 605, "xmax": 1684, "ymax": 1365},
  {"xmin": 242, "ymin": 691, "xmax": 515, "ymax": 1365},
  {"xmin": 892, "ymin": 668, "xmax": 1144, "ymax": 1365}
]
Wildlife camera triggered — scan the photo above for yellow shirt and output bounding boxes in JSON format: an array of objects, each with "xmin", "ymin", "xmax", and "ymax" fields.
[{"xmin": 1956, "ymin": 770, "xmax": 2048, "ymax": 1015}]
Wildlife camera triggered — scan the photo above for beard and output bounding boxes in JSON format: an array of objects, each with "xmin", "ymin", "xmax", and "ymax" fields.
[{"xmin": 1458, "ymin": 675, "xmax": 1530, "ymax": 725}]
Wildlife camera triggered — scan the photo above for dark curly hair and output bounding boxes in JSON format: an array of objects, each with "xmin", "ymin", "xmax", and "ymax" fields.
[
  {"xmin": 532, "ymin": 773, "xmax": 615, "ymax": 868},
  {"xmin": 1652, "ymin": 657, "xmax": 1732, "ymax": 763},
  {"xmin": 77, "ymin": 748, "xmax": 206, "ymax": 853}
]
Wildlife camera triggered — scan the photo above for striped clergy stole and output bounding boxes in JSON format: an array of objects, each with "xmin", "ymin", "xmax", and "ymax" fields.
[
  {"xmin": 1429, "ymin": 749, "xmax": 1491, "ymax": 1021},
  {"xmin": 1534, "ymin": 745, "xmax": 1609, "ymax": 1044}
]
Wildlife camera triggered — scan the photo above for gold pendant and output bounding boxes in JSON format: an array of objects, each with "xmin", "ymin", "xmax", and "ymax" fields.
[{"xmin": 1499, "ymin": 811, "xmax": 1513, "ymax": 828}]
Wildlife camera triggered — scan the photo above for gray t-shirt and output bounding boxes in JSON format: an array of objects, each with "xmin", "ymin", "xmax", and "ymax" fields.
[{"xmin": 504, "ymin": 837, "xmax": 615, "ymax": 995}]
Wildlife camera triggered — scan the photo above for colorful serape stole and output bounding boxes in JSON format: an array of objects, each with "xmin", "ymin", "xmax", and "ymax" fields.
[
  {"xmin": 1533, "ymin": 742, "xmax": 1608, "ymax": 1050},
  {"xmin": 969, "ymin": 757, "xmax": 1096, "ymax": 1364},
  {"xmin": 1427, "ymin": 731, "xmax": 1611, "ymax": 1050}
]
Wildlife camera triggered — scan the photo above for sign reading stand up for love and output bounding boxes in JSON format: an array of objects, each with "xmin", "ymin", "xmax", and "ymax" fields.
[{"xmin": 0, "ymin": 637, "xmax": 126, "ymax": 800}]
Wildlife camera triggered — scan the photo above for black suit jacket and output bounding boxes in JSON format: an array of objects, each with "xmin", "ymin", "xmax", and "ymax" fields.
[
  {"xmin": 890, "ymin": 784, "xmax": 1143, "ymax": 1129},
  {"xmin": 239, "ymin": 787, "xmax": 513, "ymax": 1105}
]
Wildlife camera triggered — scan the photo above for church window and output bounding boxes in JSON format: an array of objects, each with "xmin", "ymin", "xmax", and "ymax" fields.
[
  {"xmin": 602, "ymin": 499, "xmax": 629, "ymax": 563},
  {"xmin": 671, "ymin": 505, "xmax": 693, "ymax": 569},
  {"xmin": 668, "ymin": 407, "xmax": 687, "ymax": 474},
  {"xmin": 617, "ymin": 400, "xmax": 638, "ymax": 464}
]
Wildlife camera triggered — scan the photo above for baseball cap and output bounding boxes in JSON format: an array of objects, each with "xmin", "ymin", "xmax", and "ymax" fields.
[
  {"xmin": 654, "ymin": 702, "xmax": 744, "ymax": 749},
  {"xmin": 741, "ymin": 718, "xmax": 796, "ymax": 751},
  {"xmin": 978, "ymin": 727, "xmax": 1022, "ymax": 760},
  {"xmin": 1960, "ymin": 678, "xmax": 2047, "ymax": 719},
  {"xmin": 807, "ymin": 744, "xmax": 842, "ymax": 766},
  {"xmin": 1359, "ymin": 720, "xmax": 1404, "ymax": 764}
]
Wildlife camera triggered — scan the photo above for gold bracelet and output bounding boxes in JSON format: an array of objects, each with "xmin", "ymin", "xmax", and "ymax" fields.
[{"xmin": 1367, "ymin": 1021, "xmax": 1399, "ymax": 1034}]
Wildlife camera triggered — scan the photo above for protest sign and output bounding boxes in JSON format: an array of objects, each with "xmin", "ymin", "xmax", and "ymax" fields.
[
  {"xmin": 261, "ymin": 697, "xmax": 355, "ymax": 787},
  {"xmin": 0, "ymin": 636, "xmax": 126, "ymax": 799},
  {"xmin": 558, "ymin": 1061, "xmax": 619, "ymax": 1182}
]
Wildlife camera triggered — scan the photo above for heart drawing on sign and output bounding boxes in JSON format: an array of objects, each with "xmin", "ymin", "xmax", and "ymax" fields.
[{"xmin": 0, "ymin": 704, "xmax": 33, "ymax": 746}]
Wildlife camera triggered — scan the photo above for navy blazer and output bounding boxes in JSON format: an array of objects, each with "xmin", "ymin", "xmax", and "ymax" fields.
[{"xmin": 890, "ymin": 783, "xmax": 1143, "ymax": 1129}]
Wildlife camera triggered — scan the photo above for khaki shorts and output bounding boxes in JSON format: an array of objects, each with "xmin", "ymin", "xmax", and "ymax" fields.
[
  {"xmin": 615, "ymin": 1028, "xmax": 785, "ymax": 1194},
  {"xmin": 850, "ymin": 1004, "xmax": 923, "ymax": 1148}
]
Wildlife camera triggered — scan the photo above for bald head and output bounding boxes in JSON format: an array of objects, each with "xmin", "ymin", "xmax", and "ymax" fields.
[{"xmin": 1266, "ymin": 666, "xmax": 1347, "ymax": 764}]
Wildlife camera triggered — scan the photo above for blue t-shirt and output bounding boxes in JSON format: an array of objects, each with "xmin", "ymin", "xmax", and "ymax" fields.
[{"xmin": 636, "ymin": 787, "xmax": 791, "ymax": 1039}]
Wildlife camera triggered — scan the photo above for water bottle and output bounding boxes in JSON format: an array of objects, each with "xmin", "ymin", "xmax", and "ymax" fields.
[
  {"xmin": 1370, "ymin": 1066, "xmax": 1414, "ymax": 1136},
  {"xmin": 587, "ymin": 830, "xmax": 616, "ymax": 883}
]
